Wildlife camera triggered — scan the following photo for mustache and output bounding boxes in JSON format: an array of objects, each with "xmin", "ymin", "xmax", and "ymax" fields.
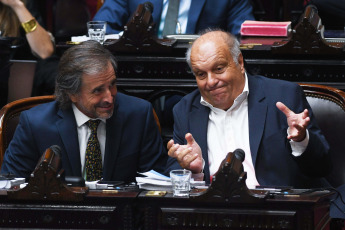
[
  {"xmin": 97, "ymin": 101, "xmax": 113, "ymax": 107},
  {"xmin": 207, "ymin": 84, "xmax": 225, "ymax": 91}
]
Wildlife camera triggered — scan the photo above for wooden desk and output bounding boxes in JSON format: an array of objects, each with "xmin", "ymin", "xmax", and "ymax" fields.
[
  {"xmin": 0, "ymin": 188, "xmax": 334, "ymax": 229},
  {"xmin": 0, "ymin": 189, "xmax": 138, "ymax": 229},
  {"xmin": 138, "ymin": 189, "xmax": 333, "ymax": 230},
  {"xmin": 241, "ymin": 36, "xmax": 345, "ymax": 90}
]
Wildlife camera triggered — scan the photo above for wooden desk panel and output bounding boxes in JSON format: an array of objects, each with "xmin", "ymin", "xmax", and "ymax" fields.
[
  {"xmin": 138, "ymin": 190, "xmax": 333, "ymax": 230},
  {"xmin": 0, "ymin": 190, "xmax": 138, "ymax": 229},
  {"xmin": 0, "ymin": 189, "xmax": 335, "ymax": 230}
]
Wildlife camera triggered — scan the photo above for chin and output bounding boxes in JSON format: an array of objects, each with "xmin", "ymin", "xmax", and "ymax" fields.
[{"xmin": 98, "ymin": 111, "xmax": 113, "ymax": 119}]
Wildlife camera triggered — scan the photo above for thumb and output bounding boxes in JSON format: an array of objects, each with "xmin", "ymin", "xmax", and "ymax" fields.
[{"xmin": 185, "ymin": 133, "xmax": 195, "ymax": 146}]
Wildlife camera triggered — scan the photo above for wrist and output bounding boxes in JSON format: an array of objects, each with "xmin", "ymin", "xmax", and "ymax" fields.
[
  {"xmin": 21, "ymin": 18, "xmax": 37, "ymax": 34},
  {"xmin": 9, "ymin": 0, "xmax": 25, "ymax": 12}
]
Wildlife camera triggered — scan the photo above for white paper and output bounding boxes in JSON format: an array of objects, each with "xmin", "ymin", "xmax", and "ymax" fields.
[
  {"xmin": 136, "ymin": 170, "xmax": 205, "ymax": 191},
  {"xmin": 0, "ymin": 178, "xmax": 25, "ymax": 189},
  {"xmin": 71, "ymin": 34, "xmax": 121, "ymax": 42},
  {"xmin": 138, "ymin": 170, "xmax": 170, "ymax": 181}
]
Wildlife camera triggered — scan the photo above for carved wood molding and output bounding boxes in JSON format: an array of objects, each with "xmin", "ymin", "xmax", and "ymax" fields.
[
  {"xmin": 191, "ymin": 151, "xmax": 267, "ymax": 203},
  {"xmin": 105, "ymin": 3, "xmax": 176, "ymax": 54},
  {"xmin": 272, "ymin": 5, "xmax": 344, "ymax": 55},
  {"xmin": 7, "ymin": 147, "xmax": 88, "ymax": 201}
]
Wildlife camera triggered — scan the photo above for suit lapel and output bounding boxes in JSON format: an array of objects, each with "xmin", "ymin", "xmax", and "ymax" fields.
[
  {"xmin": 247, "ymin": 75, "xmax": 267, "ymax": 167},
  {"xmin": 189, "ymin": 97, "xmax": 210, "ymax": 181},
  {"xmin": 102, "ymin": 98, "xmax": 122, "ymax": 180},
  {"xmin": 56, "ymin": 108, "xmax": 81, "ymax": 176},
  {"xmin": 186, "ymin": 0, "xmax": 206, "ymax": 33}
]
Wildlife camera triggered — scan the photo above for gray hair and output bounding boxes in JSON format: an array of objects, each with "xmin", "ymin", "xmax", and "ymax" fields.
[
  {"xmin": 186, "ymin": 29, "xmax": 241, "ymax": 70},
  {"xmin": 55, "ymin": 40, "xmax": 117, "ymax": 109}
]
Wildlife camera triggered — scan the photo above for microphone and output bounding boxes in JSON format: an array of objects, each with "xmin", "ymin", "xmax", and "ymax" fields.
[
  {"xmin": 233, "ymin": 148, "xmax": 245, "ymax": 162},
  {"xmin": 143, "ymin": 1, "xmax": 154, "ymax": 13},
  {"xmin": 34, "ymin": 145, "xmax": 63, "ymax": 174},
  {"xmin": 50, "ymin": 145, "xmax": 62, "ymax": 158}
]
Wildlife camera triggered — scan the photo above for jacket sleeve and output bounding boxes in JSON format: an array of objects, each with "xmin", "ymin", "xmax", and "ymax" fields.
[
  {"xmin": 227, "ymin": 0, "xmax": 255, "ymax": 35},
  {"xmin": 93, "ymin": 0, "xmax": 129, "ymax": 34},
  {"xmin": 292, "ymin": 85, "xmax": 331, "ymax": 177},
  {"xmin": 1, "ymin": 111, "xmax": 41, "ymax": 178}
]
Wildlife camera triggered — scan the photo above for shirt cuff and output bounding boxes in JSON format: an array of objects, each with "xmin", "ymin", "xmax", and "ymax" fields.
[
  {"xmin": 191, "ymin": 173, "xmax": 204, "ymax": 181},
  {"xmin": 288, "ymin": 128, "xmax": 309, "ymax": 157},
  {"xmin": 192, "ymin": 158, "xmax": 205, "ymax": 181}
]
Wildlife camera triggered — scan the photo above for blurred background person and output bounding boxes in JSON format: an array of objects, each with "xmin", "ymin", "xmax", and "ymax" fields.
[
  {"xmin": 93, "ymin": 0, "xmax": 255, "ymax": 37},
  {"xmin": 0, "ymin": 0, "xmax": 54, "ymax": 107},
  {"xmin": 0, "ymin": 0, "xmax": 54, "ymax": 58}
]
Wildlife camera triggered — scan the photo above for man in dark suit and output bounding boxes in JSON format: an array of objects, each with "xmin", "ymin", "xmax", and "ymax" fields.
[
  {"xmin": 93, "ymin": 0, "xmax": 254, "ymax": 36},
  {"xmin": 1, "ymin": 40, "xmax": 167, "ymax": 182},
  {"xmin": 166, "ymin": 30, "xmax": 331, "ymax": 188}
]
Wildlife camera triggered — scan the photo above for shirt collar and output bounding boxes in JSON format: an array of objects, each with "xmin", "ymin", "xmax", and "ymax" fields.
[
  {"xmin": 200, "ymin": 73, "xmax": 249, "ymax": 112},
  {"xmin": 72, "ymin": 104, "xmax": 106, "ymax": 127}
]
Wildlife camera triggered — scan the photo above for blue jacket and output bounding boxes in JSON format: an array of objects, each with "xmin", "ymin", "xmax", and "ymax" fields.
[
  {"xmin": 1, "ymin": 93, "xmax": 167, "ymax": 182},
  {"xmin": 93, "ymin": 0, "xmax": 254, "ymax": 36},
  {"xmin": 167, "ymin": 75, "xmax": 331, "ymax": 188}
]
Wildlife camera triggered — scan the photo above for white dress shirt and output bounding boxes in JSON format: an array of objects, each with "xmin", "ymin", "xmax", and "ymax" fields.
[
  {"xmin": 158, "ymin": 0, "xmax": 192, "ymax": 37},
  {"xmin": 72, "ymin": 104, "xmax": 106, "ymax": 178},
  {"xmin": 200, "ymin": 74, "xmax": 309, "ymax": 189}
]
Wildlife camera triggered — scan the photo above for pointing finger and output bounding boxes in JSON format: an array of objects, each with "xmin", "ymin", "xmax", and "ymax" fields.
[{"xmin": 276, "ymin": 101, "xmax": 292, "ymax": 117}]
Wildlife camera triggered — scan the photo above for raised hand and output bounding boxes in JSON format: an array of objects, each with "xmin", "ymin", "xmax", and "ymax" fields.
[
  {"xmin": 167, "ymin": 133, "xmax": 203, "ymax": 173},
  {"xmin": 276, "ymin": 102, "xmax": 310, "ymax": 142}
]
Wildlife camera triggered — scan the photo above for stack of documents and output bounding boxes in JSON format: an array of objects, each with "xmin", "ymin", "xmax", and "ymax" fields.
[
  {"xmin": 71, "ymin": 34, "xmax": 120, "ymax": 42},
  {"xmin": 136, "ymin": 170, "xmax": 205, "ymax": 191},
  {"xmin": 0, "ymin": 178, "xmax": 25, "ymax": 189}
]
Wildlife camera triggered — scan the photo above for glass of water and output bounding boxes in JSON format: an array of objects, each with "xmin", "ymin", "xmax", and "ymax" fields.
[
  {"xmin": 170, "ymin": 169, "xmax": 191, "ymax": 197},
  {"xmin": 87, "ymin": 21, "xmax": 106, "ymax": 44}
]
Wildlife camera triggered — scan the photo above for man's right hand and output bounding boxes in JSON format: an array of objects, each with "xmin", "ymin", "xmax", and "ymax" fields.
[{"xmin": 167, "ymin": 133, "xmax": 203, "ymax": 173}]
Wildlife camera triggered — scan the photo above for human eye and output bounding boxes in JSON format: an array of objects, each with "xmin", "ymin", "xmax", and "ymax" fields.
[
  {"xmin": 92, "ymin": 87, "xmax": 103, "ymax": 94},
  {"xmin": 195, "ymin": 71, "xmax": 206, "ymax": 79},
  {"xmin": 110, "ymin": 79, "xmax": 117, "ymax": 87},
  {"xmin": 215, "ymin": 65, "xmax": 225, "ymax": 73}
]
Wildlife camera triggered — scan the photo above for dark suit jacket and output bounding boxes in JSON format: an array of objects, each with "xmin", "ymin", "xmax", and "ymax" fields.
[
  {"xmin": 167, "ymin": 75, "xmax": 331, "ymax": 188},
  {"xmin": 1, "ymin": 93, "xmax": 167, "ymax": 182},
  {"xmin": 93, "ymin": 0, "xmax": 254, "ymax": 36}
]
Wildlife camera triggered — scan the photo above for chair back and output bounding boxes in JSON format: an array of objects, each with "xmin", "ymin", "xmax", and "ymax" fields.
[
  {"xmin": 300, "ymin": 83, "xmax": 345, "ymax": 188},
  {"xmin": 0, "ymin": 96, "xmax": 55, "ymax": 167},
  {"xmin": 54, "ymin": 0, "xmax": 90, "ymax": 42}
]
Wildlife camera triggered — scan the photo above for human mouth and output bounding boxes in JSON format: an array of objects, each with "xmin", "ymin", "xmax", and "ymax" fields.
[
  {"xmin": 98, "ymin": 103, "xmax": 113, "ymax": 111},
  {"xmin": 209, "ymin": 87, "xmax": 226, "ymax": 96}
]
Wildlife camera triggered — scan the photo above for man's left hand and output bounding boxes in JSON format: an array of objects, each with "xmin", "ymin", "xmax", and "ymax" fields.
[{"xmin": 276, "ymin": 101, "xmax": 310, "ymax": 142}]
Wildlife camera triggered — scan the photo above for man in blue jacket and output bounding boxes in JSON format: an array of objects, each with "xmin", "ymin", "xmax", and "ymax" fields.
[
  {"xmin": 1, "ymin": 40, "xmax": 167, "ymax": 182},
  {"xmin": 93, "ymin": 0, "xmax": 254, "ymax": 37},
  {"xmin": 166, "ymin": 30, "xmax": 331, "ymax": 189}
]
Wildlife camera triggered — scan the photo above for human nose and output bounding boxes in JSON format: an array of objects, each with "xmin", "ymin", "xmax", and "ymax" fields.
[
  {"xmin": 206, "ymin": 73, "xmax": 218, "ymax": 88},
  {"xmin": 104, "ymin": 87, "xmax": 116, "ymax": 103}
]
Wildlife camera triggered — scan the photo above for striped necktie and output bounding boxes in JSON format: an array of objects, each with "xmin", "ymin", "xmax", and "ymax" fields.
[{"xmin": 162, "ymin": 0, "xmax": 180, "ymax": 37}]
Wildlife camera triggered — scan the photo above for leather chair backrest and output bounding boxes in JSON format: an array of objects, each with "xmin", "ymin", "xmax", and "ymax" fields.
[
  {"xmin": 300, "ymin": 83, "xmax": 345, "ymax": 188},
  {"xmin": 0, "ymin": 96, "xmax": 55, "ymax": 168}
]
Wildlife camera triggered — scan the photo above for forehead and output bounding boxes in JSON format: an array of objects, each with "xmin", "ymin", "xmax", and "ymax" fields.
[
  {"xmin": 190, "ymin": 36, "xmax": 230, "ymax": 67},
  {"xmin": 81, "ymin": 63, "xmax": 116, "ymax": 87}
]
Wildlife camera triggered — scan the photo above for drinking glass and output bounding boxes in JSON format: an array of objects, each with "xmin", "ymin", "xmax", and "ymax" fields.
[
  {"xmin": 87, "ymin": 21, "xmax": 106, "ymax": 44},
  {"xmin": 170, "ymin": 169, "xmax": 191, "ymax": 197}
]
